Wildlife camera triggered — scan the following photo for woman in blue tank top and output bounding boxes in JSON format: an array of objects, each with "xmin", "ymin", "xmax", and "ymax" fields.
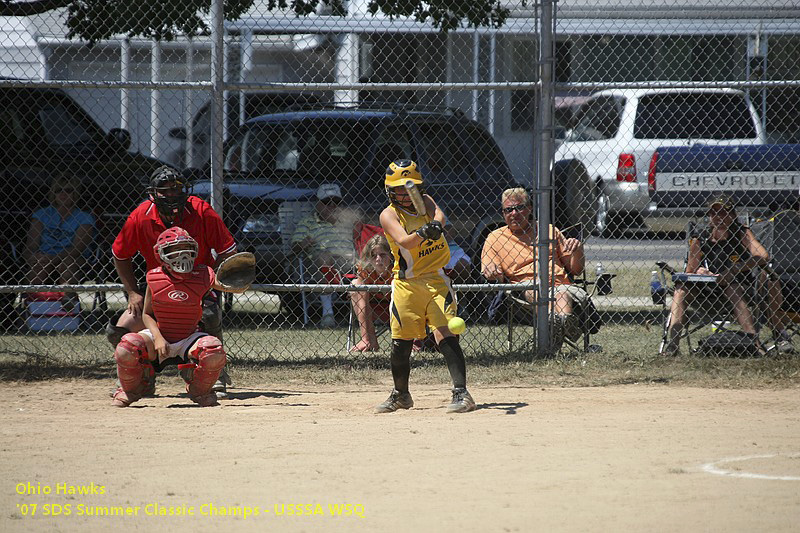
[{"xmin": 24, "ymin": 175, "xmax": 95, "ymax": 306}]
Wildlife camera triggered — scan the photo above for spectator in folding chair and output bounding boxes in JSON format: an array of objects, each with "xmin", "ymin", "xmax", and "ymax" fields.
[
  {"xmin": 23, "ymin": 174, "xmax": 96, "ymax": 311},
  {"xmin": 291, "ymin": 183, "xmax": 359, "ymax": 327},
  {"xmin": 662, "ymin": 195, "xmax": 768, "ymax": 356},
  {"xmin": 349, "ymin": 233, "xmax": 393, "ymax": 352},
  {"xmin": 480, "ymin": 187, "xmax": 586, "ymax": 351}
]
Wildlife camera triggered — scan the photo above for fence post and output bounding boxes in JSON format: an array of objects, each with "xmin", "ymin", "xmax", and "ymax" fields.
[
  {"xmin": 210, "ymin": 0, "xmax": 225, "ymax": 216},
  {"xmin": 537, "ymin": 0, "xmax": 556, "ymax": 357}
]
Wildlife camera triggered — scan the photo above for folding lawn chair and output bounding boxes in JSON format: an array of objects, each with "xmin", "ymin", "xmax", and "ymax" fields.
[
  {"xmin": 501, "ymin": 223, "xmax": 612, "ymax": 354},
  {"xmin": 751, "ymin": 210, "xmax": 800, "ymax": 350},
  {"xmin": 294, "ymin": 222, "xmax": 384, "ymax": 327}
]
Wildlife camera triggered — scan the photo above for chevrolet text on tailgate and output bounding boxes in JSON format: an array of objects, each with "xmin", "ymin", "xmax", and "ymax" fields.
[{"xmin": 649, "ymin": 144, "xmax": 800, "ymax": 218}]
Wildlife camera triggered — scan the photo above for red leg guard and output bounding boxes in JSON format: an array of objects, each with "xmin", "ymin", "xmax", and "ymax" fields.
[
  {"xmin": 113, "ymin": 333, "xmax": 152, "ymax": 406},
  {"xmin": 186, "ymin": 336, "xmax": 226, "ymax": 405}
]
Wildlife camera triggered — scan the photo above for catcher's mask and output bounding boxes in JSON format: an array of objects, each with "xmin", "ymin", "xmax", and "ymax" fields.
[
  {"xmin": 384, "ymin": 159, "xmax": 424, "ymax": 209},
  {"xmin": 147, "ymin": 166, "xmax": 189, "ymax": 220},
  {"xmin": 153, "ymin": 227, "xmax": 198, "ymax": 275}
]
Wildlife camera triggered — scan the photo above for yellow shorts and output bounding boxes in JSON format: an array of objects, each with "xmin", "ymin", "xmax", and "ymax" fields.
[{"xmin": 390, "ymin": 271, "xmax": 457, "ymax": 340}]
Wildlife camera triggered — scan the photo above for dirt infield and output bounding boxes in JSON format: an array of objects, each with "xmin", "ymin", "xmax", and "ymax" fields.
[{"xmin": 1, "ymin": 379, "xmax": 799, "ymax": 532}]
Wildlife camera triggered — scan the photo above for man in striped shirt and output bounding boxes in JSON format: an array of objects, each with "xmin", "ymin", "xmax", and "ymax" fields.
[{"xmin": 291, "ymin": 183, "xmax": 358, "ymax": 327}]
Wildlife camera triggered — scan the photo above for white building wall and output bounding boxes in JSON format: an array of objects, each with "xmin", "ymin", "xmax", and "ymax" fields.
[{"xmin": 0, "ymin": 17, "xmax": 44, "ymax": 79}]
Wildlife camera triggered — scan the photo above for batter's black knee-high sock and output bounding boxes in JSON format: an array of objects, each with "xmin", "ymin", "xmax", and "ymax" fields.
[
  {"xmin": 437, "ymin": 336, "xmax": 467, "ymax": 389},
  {"xmin": 390, "ymin": 339, "xmax": 413, "ymax": 392}
]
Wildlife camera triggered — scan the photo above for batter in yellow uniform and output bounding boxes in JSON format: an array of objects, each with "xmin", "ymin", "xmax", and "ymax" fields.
[
  {"xmin": 385, "ymin": 202, "xmax": 455, "ymax": 338},
  {"xmin": 376, "ymin": 159, "xmax": 476, "ymax": 414}
]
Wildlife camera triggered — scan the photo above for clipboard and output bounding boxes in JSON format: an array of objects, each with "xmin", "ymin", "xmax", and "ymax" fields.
[{"xmin": 671, "ymin": 273, "xmax": 718, "ymax": 285}]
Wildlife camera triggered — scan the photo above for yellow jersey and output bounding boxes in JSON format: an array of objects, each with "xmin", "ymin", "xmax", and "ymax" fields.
[{"xmin": 385, "ymin": 205, "xmax": 450, "ymax": 279}]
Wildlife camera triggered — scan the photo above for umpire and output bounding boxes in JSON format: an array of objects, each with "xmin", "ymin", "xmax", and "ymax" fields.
[{"xmin": 106, "ymin": 166, "xmax": 238, "ymax": 398}]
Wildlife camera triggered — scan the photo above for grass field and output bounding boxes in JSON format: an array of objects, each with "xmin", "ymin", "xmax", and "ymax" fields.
[
  {"xmin": 2, "ymin": 262, "xmax": 797, "ymax": 392},
  {"xmin": 2, "ymin": 322, "xmax": 798, "ymax": 390}
]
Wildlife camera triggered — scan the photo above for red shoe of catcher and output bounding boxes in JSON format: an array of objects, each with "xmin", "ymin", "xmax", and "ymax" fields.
[
  {"xmin": 187, "ymin": 385, "xmax": 219, "ymax": 407},
  {"xmin": 111, "ymin": 388, "xmax": 141, "ymax": 408}
]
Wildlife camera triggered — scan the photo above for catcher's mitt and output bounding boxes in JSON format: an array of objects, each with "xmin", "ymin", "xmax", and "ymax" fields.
[{"xmin": 216, "ymin": 252, "xmax": 256, "ymax": 292}]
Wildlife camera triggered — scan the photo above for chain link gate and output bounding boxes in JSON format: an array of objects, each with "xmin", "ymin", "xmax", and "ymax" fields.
[{"xmin": 1, "ymin": 0, "xmax": 799, "ymax": 368}]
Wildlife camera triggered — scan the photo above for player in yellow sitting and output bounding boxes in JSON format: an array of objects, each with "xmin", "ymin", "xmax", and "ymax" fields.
[{"xmin": 375, "ymin": 159, "xmax": 476, "ymax": 414}]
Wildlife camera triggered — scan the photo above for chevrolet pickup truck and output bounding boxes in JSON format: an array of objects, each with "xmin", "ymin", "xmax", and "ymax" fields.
[
  {"xmin": 553, "ymin": 87, "xmax": 766, "ymax": 236},
  {"xmin": 647, "ymin": 143, "xmax": 800, "ymax": 226}
]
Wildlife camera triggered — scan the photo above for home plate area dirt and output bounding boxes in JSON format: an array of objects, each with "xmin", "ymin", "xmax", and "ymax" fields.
[{"xmin": 1, "ymin": 380, "xmax": 798, "ymax": 532}]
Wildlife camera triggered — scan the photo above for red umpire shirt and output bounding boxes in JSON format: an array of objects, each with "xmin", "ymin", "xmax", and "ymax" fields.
[{"xmin": 112, "ymin": 196, "xmax": 236, "ymax": 270}]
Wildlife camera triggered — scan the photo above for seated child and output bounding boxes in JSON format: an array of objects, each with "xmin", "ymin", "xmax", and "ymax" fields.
[{"xmin": 349, "ymin": 233, "xmax": 393, "ymax": 352}]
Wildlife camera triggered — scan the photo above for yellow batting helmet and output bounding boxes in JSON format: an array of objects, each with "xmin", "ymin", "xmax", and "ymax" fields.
[{"xmin": 385, "ymin": 159, "xmax": 423, "ymax": 205}]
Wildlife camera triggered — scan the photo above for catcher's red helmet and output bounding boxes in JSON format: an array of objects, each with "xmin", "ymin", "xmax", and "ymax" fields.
[{"xmin": 153, "ymin": 227, "xmax": 198, "ymax": 274}]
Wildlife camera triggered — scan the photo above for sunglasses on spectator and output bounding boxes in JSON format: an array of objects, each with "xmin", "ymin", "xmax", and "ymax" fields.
[
  {"xmin": 321, "ymin": 197, "xmax": 341, "ymax": 205},
  {"xmin": 55, "ymin": 188, "xmax": 75, "ymax": 194},
  {"xmin": 502, "ymin": 204, "xmax": 528, "ymax": 215}
]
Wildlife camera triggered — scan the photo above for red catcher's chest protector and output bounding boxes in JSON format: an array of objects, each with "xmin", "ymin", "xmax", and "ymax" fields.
[{"xmin": 146, "ymin": 266, "xmax": 213, "ymax": 343}]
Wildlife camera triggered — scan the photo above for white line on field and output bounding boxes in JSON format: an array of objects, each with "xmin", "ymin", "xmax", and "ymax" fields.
[{"xmin": 700, "ymin": 453, "xmax": 800, "ymax": 481}]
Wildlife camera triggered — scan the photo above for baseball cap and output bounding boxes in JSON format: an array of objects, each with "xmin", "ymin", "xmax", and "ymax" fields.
[
  {"xmin": 707, "ymin": 194, "xmax": 735, "ymax": 211},
  {"xmin": 317, "ymin": 183, "xmax": 342, "ymax": 201}
]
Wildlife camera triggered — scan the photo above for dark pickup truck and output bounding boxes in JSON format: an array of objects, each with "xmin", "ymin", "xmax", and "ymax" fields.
[{"xmin": 647, "ymin": 144, "xmax": 800, "ymax": 224}]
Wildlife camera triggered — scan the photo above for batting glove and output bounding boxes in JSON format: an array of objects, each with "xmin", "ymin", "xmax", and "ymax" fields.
[{"xmin": 415, "ymin": 220, "xmax": 443, "ymax": 241}]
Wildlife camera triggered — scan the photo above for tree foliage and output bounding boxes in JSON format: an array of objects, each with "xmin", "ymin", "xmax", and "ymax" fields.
[
  {"xmin": 1, "ymin": 0, "xmax": 521, "ymax": 44},
  {"xmin": 0, "ymin": 0, "xmax": 70, "ymax": 17},
  {"xmin": 364, "ymin": 0, "xmax": 519, "ymax": 32},
  {"xmin": 65, "ymin": 1, "xmax": 256, "ymax": 43}
]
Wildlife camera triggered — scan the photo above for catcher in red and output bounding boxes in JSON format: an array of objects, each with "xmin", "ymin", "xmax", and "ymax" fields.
[{"xmin": 111, "ymin": 227, "xmax": 250, "ymax": 408}]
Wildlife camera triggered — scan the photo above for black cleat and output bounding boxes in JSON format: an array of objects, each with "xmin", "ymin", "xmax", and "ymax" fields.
[
  {"xmin": 212, "ymin": 367, "xmax": 232, "ymax": 399},
  {"xmin": 446, "ymin": 387, "xmax": 476, "ymax": 413},
  {"xmin": 374, "ymin": 389, "xmax": 414, "ymax": 413}
]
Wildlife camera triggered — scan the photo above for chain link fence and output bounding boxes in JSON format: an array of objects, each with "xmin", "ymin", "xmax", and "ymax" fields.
[{"xmin": 1, "ymin": 0, "xmax": 799, "ymax": 366}]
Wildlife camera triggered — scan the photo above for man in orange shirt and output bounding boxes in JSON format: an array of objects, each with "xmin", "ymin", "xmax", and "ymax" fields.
[{"xmin": 481, "ymin": 187, "xmax": 586, "ymax": 346}]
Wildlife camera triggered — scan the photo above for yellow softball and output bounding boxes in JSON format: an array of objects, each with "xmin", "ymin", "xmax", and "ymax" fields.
[{"xmin": 448, "ymin": 317, "xmax": 466, "ymax": 335}]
